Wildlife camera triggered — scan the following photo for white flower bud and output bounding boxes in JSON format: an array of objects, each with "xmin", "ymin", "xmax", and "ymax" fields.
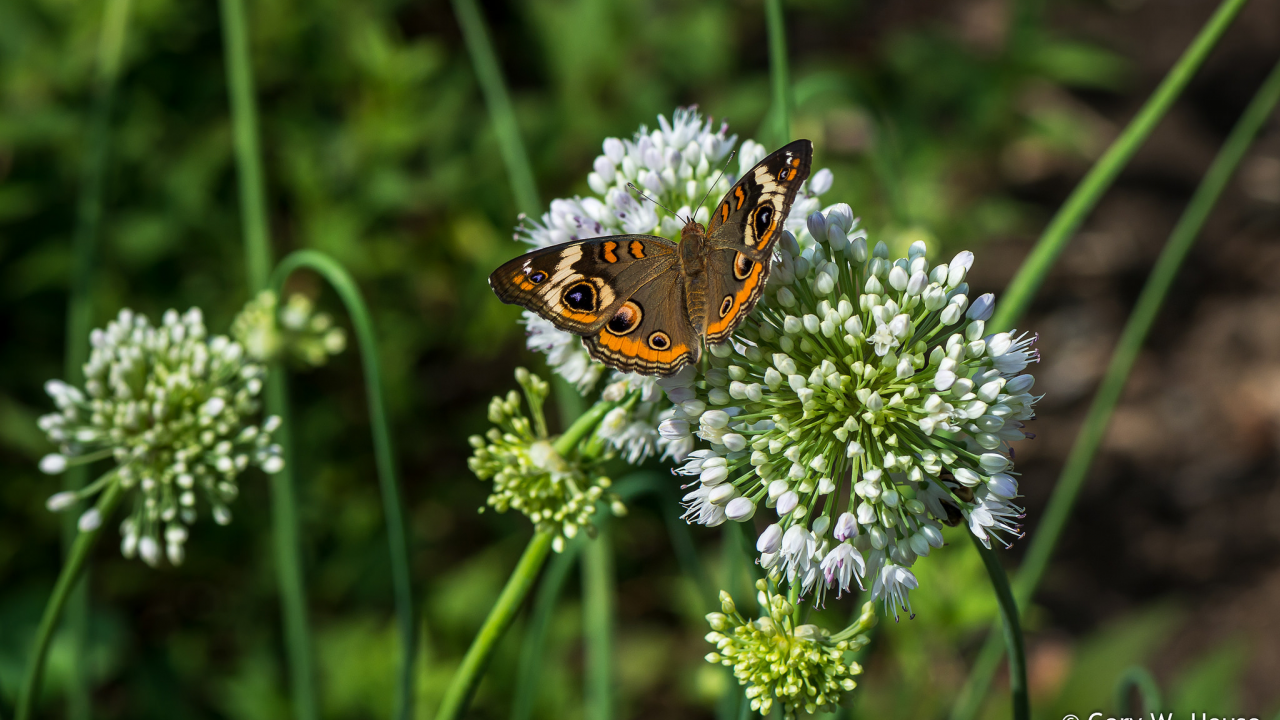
[
  {"xmin": 947, "ymin": 251, "xmax": 974, "ymax": 287},
  {"xmin": 757, "ymin": 524, "xmax": 783, "ymax": 553},
  {"xmin": 807, "ymin": 211, "xmax": 827, "ymax": 242},
  {"xmin": 721, "ymin": 433, "xmax": 747, "ymax": 452},
  {"xmin": 39, "ymin": 454, "xmax": 68, "ymax": 475},
  {"xmin": 988, "ymin": 473, "xmax": 1018, "ymax": 498},
  {"xmin": 726, "ymin": 497, "xmax": 756, "ymax": 521},
  {"xmin": 967, "ymin": 293, "xmax": 994, "ymax": 321},
  {"xmin": 776, "ymin": 491, "xmax": 799, "ymax": 516},
  {"xmin": 46, "ymin": 491, "xmax": 78, "ymax": 511},
  {"xmin": 709, "ymin": 484, "xmax": 737, "ymax": 506},
  {"xmin": 979, "ymin": 453, "xmax": 1010, "ymax": 473},
  {"xmin": 954, "ymin": 467, "xmax": 983, "ymax": 487},
  {"xmin": 888, "ymin": 265, "xmax": 909, "ymax": 291},
  {"xmin": 78, "ymin": 508, "xmax": 102, "ymax": 532}
]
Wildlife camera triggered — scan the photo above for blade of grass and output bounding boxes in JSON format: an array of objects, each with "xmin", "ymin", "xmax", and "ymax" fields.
[
  {"xmin": 764, "ymin": 0, "xmax": 792, "ymax": 147},
  {"xmin": 218, "ymin": 2, "xmax": 316, "ymax": 718},
  {"xmin": 1113, "ymin": 666, "xmax": 1163, "ymax": 715},
  {"xmin": 62, "ymin": 0, "xmax": 133, "ymax": 716},
  {"xmin": 16, "ymin": 478, "xmax": 124, "ymax": 720},
  {"xmin": 271, "ymin": 250, "xmax": 417, "ymax": 720},
  {"xmin": 450, "ymin": 0, "xmax": 541, "ymax": 217},
  {"xmin": 510, "ymin": 542, "xmax": 582, "ymax": 720},
  {"xmin": 988, "ymin": 0, "xmax": 1250, "ymax": 333},
  {"xmin": 952, "ymin": 50, "xmax": 1280, "ymax": 720},
  {"xmin": 582, "ymin": 524, "xmax": 615, "ymax": 720}
]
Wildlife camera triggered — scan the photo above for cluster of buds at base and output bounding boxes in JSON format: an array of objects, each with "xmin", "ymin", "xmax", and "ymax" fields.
[
  {"xmin": 704, "ymin": 581, "xmax": 877, "ymax": 718},
  {"xmin": 467, "ymin": 368, "xmax": 626, "ymax": 552},
  {"xmin": 39, "ymin": 307, "xmax": 283, "ymax": 567}
]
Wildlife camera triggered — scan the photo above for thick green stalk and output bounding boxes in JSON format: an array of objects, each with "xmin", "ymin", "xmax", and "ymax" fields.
[
  {"xmin": 988, "ymin": 0, "xmax": 1250, "ymax": 332},
  {"xmin": 271, "ymin": 251, "xmax": 417, "ymax": 720},
  {"xmin": 553, "ymin": 400, "xmax": 614, "ymax": 456},
  {"xmin": 62, "ymin": 0, "xmax": 133, "ymax": 716},
  {"xmin": 218, "ymin": 2, "xmax": 316, "ymax": 719},
  {"xmin": 509, "ymin": 542, "xmax": 581, "ymax": 720},
  {"xmin": 971, "ymin": 535, "xmax": 1028, "ymax": 720},
  {"xmin": 435, "ymin": 532, "xmax": 555, "ymax": 720},
  {"xmin": 16, "ymin": 479, "xmax": 124, "ymax": 720},
  {"xmin": 764, "ymin": 0, "xmax": 792, "ymax": 146},
  {"xmin": 952, "ymin": 52, "xmax": 1280, "ymax": 720},
  {"xmin": 450, "ymin": 0, "xmax": 541, "ymax": 217},
  {"xmin": 582, "ymin": 526, "xmax": 615, "ymax": 720}
]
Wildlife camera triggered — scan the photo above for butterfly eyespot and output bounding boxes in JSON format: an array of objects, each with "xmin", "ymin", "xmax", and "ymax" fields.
[
  {"xmin": 719, "ymin": 296, "xmax": 735, "ymax": 318},
  {"xmin": 753, "ymin": 206, "xmax": 773, "ymax": 238},
  {"xmin": 647, "ymin": 331, "xmax": 671, "ymax": 350},
  {"xmin": 562, "ymin": 281, "xmax": 598, "ymax": 312},
  {"xmin": 733, "ymin": 252, "xmax": 755, "ymax": 280},
  {"xmin": 527, "ymin": 270, "xmax": 547, "ymax": 284},
  {"xmin": 605, "ymin": 301, "xmax": 643, "ymax": 336}
]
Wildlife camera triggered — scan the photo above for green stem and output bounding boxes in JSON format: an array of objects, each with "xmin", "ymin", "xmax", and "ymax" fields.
[
  {"xmin": 988, "ymin": 0, "xmax": 1250, "ymax": 332},
  {"xmin": 509, "ymin": 542, "xmax": 581, "ymax": 720},
  {"xmin": 553, "ymin": 400, "xmax": 614, "ymax": 456},
  {"xmin": 16, "ymin": 479, "xmax": 124, "ymax": 720},
  {"xmin": 1113, "ymin": 666, "xmax": 1162, "ymax": 714},
  {"xmin": 271, "ymin": 250, "xmax": 417, "ymax": 720},
  {"xmin": 435, "ymin": 531, "xmax": 555, "ymax": 720},
  {"xmin": 450, "ymin": 0, "xmax": 541, "ymax": 218},
  {"xmin": 63, "ymin": 0, "xmax": 133, "ymax": 716},
  {"xmin": 219, "ymin": 2, "xmax": 316, "ymax": 718},
  {"xmin": 952, "ymin": 50, "xmax": 1280, "ymax": 720},
  {"xmin": 764, "ymin": 0, "xmax": 792, "ymax": 146},
  {"xmin": 970, "ymin": 534, "xmax": 1028, "ymax": 720},
  {"xmin": 582, "ymin": 526, "xmax": 615, "ymax": 720}
]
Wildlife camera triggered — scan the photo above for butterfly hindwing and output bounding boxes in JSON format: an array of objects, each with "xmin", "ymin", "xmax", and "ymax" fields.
[
  {"xmin": 582, "ymin": 270, "xmax": 701, "ymax": 376},
  {"xmin": 702, "ymin": 139, "xmax": 812, "ymax": 343},
  {"xmin": 489, "ymin": 235, "xmax": 677, "ymax": 334}
]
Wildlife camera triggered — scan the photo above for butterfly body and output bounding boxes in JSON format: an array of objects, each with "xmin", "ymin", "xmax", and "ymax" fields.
[{"xmin": 490, "ymin": 139, "xmax": 813, "ymax": 377}]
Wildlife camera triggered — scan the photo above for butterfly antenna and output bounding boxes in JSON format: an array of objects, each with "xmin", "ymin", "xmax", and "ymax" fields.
[
  {"xmin": 626, "ymin": 182, "xmax": 683, "ymax": 221},
  {"xmin": 695, "ymin": 149, "xmax": 737, "ymax": 221}
]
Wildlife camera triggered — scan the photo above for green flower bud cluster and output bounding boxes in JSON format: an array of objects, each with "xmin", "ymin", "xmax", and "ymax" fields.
[
  {"xmin": 38, "ymin": 307, "xmax": 282, "ymax": 566},
  {"xmin": 704, "ymin": 581, "xmax": 875, "ymax": 718},
  {"xmin": 468, "ymin": 368, "xmax": 623, "ymax": 551},
  {"xmin": 232, "ymin": 290, "xmax": 347, "ymax": 367}
]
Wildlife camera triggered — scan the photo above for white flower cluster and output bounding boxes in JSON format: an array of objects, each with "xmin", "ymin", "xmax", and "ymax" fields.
[
  {"xmin": 661, "ymin": 206, "xmax": 1040, "ymax": 619},
  {"xmin": 232, "ymin": 290, "xmax": 347, "ymax": 367},
  {"xmin": 514, "ymin": 107, "xmax": 833, "ymax": 395},
  {"xmin": 39, "ymin": 308, "xmax": 283, "ymax": 566}
]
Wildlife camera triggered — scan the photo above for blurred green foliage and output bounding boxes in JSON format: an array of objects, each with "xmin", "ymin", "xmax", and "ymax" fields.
[{"xmin": 0, "ymin": 0, "xmax": 1262, "ymax": 717}]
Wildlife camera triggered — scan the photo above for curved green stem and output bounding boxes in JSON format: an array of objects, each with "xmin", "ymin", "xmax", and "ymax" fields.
[
  {"xmin": 436, "ymin": 531, "xmax": 555, "ymax": 720},
  {"xmin": 582, "ymin": 525, "xmax": 615, "ymax": 720},
  {"xmin": 1113, "ymin": 666, "xmax": 1162, "ymax": 715},
  {"xmin": 62, "ymin": 0, "xmax": 134, "ymax": 716},
  {"xmin": 988, "ymin": 0, "xmax": 1250, "ymax": 332},
  {"xmin": 509, "ymin": 541, "xmax": 581, "ymax": 720},
  {"xmin": 764, "ymin": 0, "xmax": 792, "ymax": 146},
  {"xmin": 16, "ymin": 478, "xmax": 124, "ymax": 720},
  {"xmin": 450, "ymin": 0, "xmax": 541, "ymax": 217},
  {"xmin": 952, "ymin": 51, "xmax": 1280, "ymax": 720},
  {"xmin": 271, "ymin": 250, "xmax": 417, "ymax": 720},
  {"xmin": 971, "ymin": 534, "xmax": 1028, "ymax": 720}
]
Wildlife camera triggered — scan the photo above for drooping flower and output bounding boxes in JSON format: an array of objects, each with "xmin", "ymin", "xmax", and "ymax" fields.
[
  {"xmin": 663, "ymin": 205, "xmax": 1041, "ymax": 613},
  {"xmin": 232, "ymin": 290, "xmax": 347, "ymax": 366},
  {"xmin": 38, "ymin": 307, "xmax": 283, "ymax": 566},
  {"xmin": 704, "ymin": 582, "xmax": 876, "ymax": 718},
  {"xmin": 468, "ymin": 368, "xmax": 625, "ymax": 551},
  {"xmin": 512, "ymin": 107, "xmax": 833, "ymax": 394}
]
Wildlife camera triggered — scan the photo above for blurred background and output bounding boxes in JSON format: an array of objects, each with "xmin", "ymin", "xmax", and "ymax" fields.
[{"xmin": 2, "ymin": 0, "xmax": 1280, "ymax": 717}]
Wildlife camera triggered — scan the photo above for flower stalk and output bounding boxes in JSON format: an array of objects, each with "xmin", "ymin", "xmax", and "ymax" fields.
[
  {"xmin": 951, "ymin": 32, "xmax": 1279, "ymax": 720},
  {"xmin": 971, "ymin": 533, "xmax": 1027, "ymax": 720},
  {"xmin": 764, "ymin": 0, "xmax": 792, "ymax": 147},
  {"xmin": 16, "ymin": 477, "xmax": 124, "ymax": 720}
]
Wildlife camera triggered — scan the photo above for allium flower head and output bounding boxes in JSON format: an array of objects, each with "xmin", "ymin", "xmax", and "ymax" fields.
[
  {"xmin": 704, "ymin": 581, "xmax": 876, "ymax": 718},
  {"xmin": 38, "ymin": 307, "xmax": 283, "ymax": 566},
  {"xmin": 232, "ymin": 290, "xmax": 347, "ymax": 366},
  {"xmin": 514, "ymin": 107, "xmax": 833, "ymax": 394},
  {"xmin": 468, "ymin": 368, "xmax": 625, "ymax": 551},
  {"xmin": 664, "ymin": 206, "xmax": 1042, "ymax": 613}
]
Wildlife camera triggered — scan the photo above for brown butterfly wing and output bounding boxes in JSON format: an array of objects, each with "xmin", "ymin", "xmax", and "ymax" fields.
[
  {"xmin": 582, "ymin": 269, "xmax": 700, "ymax": 376},
  {"xmin": 702, "ymin": 139, "xmax": 812, "ymax": 343},
  {"xmin": 489, "ymin": 235, "xmax": 677, "ymax": 335}
]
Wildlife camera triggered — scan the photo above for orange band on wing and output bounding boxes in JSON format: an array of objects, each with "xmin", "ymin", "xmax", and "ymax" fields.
[
  {"xmin": 629, "ymin": 240, "xmax": 646, "ymax": 258},
  {"xmin": 755, "ymin": 221, "xmax": 777, "ymax": 250},
  {"xmin": 705, "ymin": 261, "xmax": 764, "ymax": 335},
  {"xmin": 512, "ymin": 272, "xmax": 535, "ymax": 291},
  {"xmin": 734, "ymin": 186, "xmax": 746, "ymax": 209},
  {"xmin": 596, "ymin": 331, "xmax": 689, "ymax": 363},
  {"xmin": 560, "ymin": 308, "xmax": 598, "ymax": 323},
  {"xmin": 719, "ymin": 202, "xmax": 729, "ymax": 224},
  {"xmin": 602, "ymin": 241, "xmax": 618, "ymax": 263}
]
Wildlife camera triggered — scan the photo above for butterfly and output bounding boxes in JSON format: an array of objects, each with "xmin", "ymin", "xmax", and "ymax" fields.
[{"xmin": 489, "ymin": 139, "xmax": 813, "ymax": 377}]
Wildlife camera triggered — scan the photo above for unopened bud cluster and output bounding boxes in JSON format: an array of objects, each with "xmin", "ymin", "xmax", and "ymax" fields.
[
  {"xmin": 468, "ymin": 369, "xmax": 624, "ymax": 551},
  {"xmin": 232, "ymin": 290, "xmax": 347, "ymax": 366},
  {"xmin": 664, "ymin": 205, "xmax": 1041, "ymax": 618},
  {"xmin": 39, "ymin": 307, "xmax": 283, "ymax": 566},
  {"xmin": 704, "ymin": 581, "xmax": 875, "ymax": 718}
]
